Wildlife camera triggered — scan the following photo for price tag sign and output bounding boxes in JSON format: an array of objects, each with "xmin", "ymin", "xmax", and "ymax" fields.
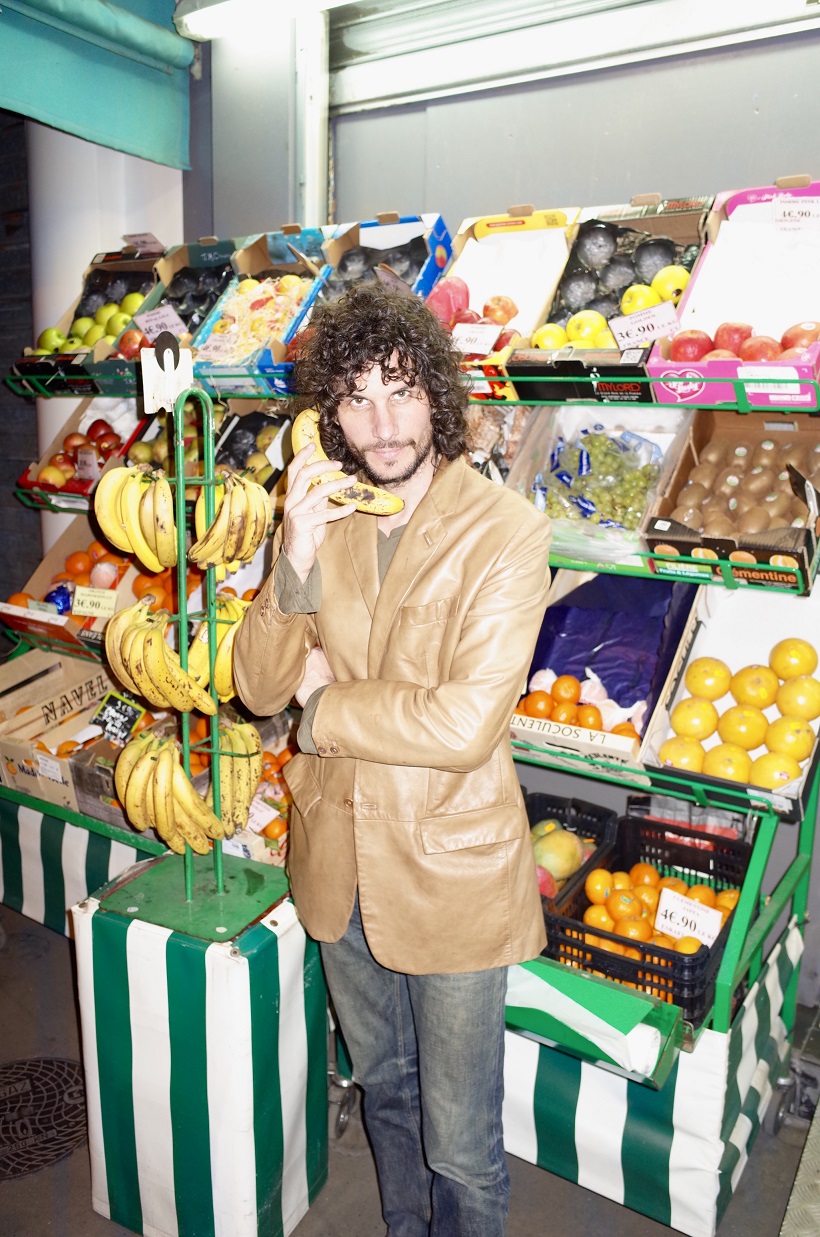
[
  {"xmin": 135, "ymin": 305, "xmax": 188, "ymax": 342},
  {"xmin": 91, "ymin": 691, "xmax": 145, "ymax": 746},
  {"xmin": 655, "ymin": 888, "xmax": 723, "ymax": 947},
  {"xmin": 72, "ymin": 586, "xmax": 118, "ymax": 620},
  {"xmin": 195, "ymin": 332, "xmax": 234, "ymax": 363},
  {"xmin": 451, "ymin": 322, "xmax": 503, "ymax": 356},
  {"xmin": 29, "ymin": 599, "xmax": 59, "ymax": 614},
  {"xmin": 37, "ymin": 753, "xmax": 65, "ymax": 783},
  {"xmin": 773, "ymin": 197, "xmax": 820, "ymax": 230},
  {"xmin": 74, "ymin": 445, "xmax": 104, "ymax": 481},
  {"xmin": 609, "ymin": 301, "xmax": 681, "ymax": 350},
  {"xmin": 122, "ymin": 232, "xmax": 165, "ymax": 254}
]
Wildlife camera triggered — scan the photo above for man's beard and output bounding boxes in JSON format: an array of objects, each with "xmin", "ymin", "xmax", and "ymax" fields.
[{"xmin": 345, "ymin": 423, "xmax": 435, "ymax": 488}]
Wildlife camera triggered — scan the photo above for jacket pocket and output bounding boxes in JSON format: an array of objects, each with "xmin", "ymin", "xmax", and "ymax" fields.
[
  {"xmin": 398, "ymin": 596, "xmax": 458, "ymax": 628},
  {"xmin": 418, "ymin": 803, "xmax": 526, "ymax": 854},
  {"xmin": 282, "ymin": 753, "xmax": 322, "ymax": 816},
  {"xmin": 395, "ymin": 596, "xmax": 458, "ymax": 687}
]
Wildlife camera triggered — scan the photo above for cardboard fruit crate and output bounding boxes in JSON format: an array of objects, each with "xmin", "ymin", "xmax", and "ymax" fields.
[
  {"xmin": 322, "ymin": 211, "xmax": 452, "ymax": 299},
  {"xmin": 542, "ymin": 815, "xmax": 752, "ymax": 1025}
]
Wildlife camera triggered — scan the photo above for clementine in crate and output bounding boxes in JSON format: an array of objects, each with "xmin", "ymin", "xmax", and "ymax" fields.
[
  {"xmin": 6, "ymin": 591, "xmax": 34, "ymax": 607},
  {"xmin": 675, "ymin": 936, "xmax": 704, "ymax": 954},
  {"xmin": 658, "ymin": 875, "xmax": 689, "ymax": 895},
  {"xmin": 615, "ymin": 917, "xmax": 652, "ymax": 943},
  {"xmin": 577, "ymin": 704, "xmax": 602, "ymax": 730},
  {"xmin": 552, "ymin": 674, "xmax": 581, "ymax": 704},
  {"xmin": 606, "ymin": 889, "xmax": 644, "ymax": 922},
  {"xmin": 584, "ymin": 868, "xmax": 613, "ymax": 905},
  {"xmin": 715, "ymin": 888, "xmax": 740, "ymax": 912},
  {"xmin": 610, "ymin": 721, "xmax": 640, "ymax": 740},
  {"xmin": 65, "ymin": 550, "xmax": 93, "ymax": 577},
  {"xmin": 261, "ymin": 750, "xmax": 281, "ymax": 781},
  {"xmin": 687, "ymin": 884, "xmax": 717, "ymax": 908},
  {"xmin": 630, "ymin": 861, "xmax": 660, "ymax": 887},
  {"xmin": 583, "ymin": 904, "xmax": 615, "ymax": 932},
  {"xmin": 552, "ymin": 701, "xmax": 578, "ymax": 724},
  {"xmin": 612, "ymin": 870, "xmax": 633, "ymax": 889},
  {"xmin": 633, "ymin": 885, "xmax": 661, "ymax": 919},
  {"xmin": 278, "ymin": 748, "xmax": 294, "ymax": 768},
  {"xmin": 262, "ymin": 818, "xmax": 288, "ymax": 841},
  {"xmin": 523, "ymin": 690, "xmax": 553, "ymax": 719},
  {"xmin": 87, "ymin": 539, "xmax": 109, "ymax": 562}
]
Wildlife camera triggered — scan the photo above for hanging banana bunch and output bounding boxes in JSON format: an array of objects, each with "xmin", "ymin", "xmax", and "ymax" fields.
[
  {"xmin": 94, "ymin": 464, "xmax": 178, "ymax": 572},
  {"xmin": 188, "ymin": 469, "xmax": 272, "ymax": 571},
  {"xmin": 104, "ymin": 599, "xmax": 217, "ymax": 715}
]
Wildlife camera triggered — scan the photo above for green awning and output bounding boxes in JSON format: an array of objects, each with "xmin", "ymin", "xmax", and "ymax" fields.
[{"xmin": 0, "ymin": 0, "xmax": 195, "ymax": 169}]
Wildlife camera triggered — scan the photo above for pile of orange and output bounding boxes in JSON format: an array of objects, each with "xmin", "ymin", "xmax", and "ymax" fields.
[
  {"xmin": 575, "ymin": 859, "xmax": 740, "ymax": 1000},
  {"xmin": 258, "ymin": 746, "xmax": 295, "ymax": 839},
  {"xmin": 6, "ymin": 539, "xmax": 130, "ymax": 607},
  {"xmin": 661, "ymin": 639, "xmax": 820, "ymax": 790},
  {"xmin": 516, "ymin": 673, "xmax": 640, "ymax": 740}
]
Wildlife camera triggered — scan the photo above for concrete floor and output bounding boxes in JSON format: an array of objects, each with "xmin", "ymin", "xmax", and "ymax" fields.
[{"xmin": 0, "ymin": 903, "xmax": 809, "ymax": 1237}]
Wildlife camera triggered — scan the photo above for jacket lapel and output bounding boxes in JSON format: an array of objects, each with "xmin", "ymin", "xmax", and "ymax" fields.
[
  {"xmin": 344, "ymin": 513, "xmax": 380, "ymax": 619},
  {"xmin": 366, "ymin": 456, "xmax": 466, "ymax": 678}
]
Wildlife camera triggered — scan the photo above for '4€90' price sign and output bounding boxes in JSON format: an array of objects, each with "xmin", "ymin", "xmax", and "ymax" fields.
[{"xmin": 654, "ymin": 887, "xmax": 724, "ymax": 948}]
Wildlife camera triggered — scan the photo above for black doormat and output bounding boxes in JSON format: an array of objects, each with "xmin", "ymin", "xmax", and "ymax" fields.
[{"xmin": 0, "ymin": 1058, "xmax": 86, "ymax": 1179}]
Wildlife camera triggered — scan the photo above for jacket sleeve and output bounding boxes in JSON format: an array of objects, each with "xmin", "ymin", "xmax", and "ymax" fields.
[
  {"xmin": 232, "ymin": 536, "xmax": 319, "ymax": 717},
  {"xmin": 311, "ymin": 513, "xmax": 551, "ymax": 772}
]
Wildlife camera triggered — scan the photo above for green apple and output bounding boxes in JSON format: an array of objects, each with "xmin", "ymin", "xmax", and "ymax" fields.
[
  {"xmin": 70, "ymin": 316, "xmax": 95, "ymax": 340},
  {"xmin": 106, "ymin": 311, "xmax": 132, "ymax": 338},
  {"xmin": 61, "ymin": 336, "xmax": 85, "ymax": 351},
  {"xmin": 531, "ymin": 322, "xmax": 569, "ymax": 349},
  {"xmin": 620, "ymin": 284, "xmax": 662, "ymax": 315},
  {"xmin": 82, "ymin": 323, "xmax": 107, "ymax": 347},
  {"xmin": 119, "ymin": 292, "xmax": 146, "ymax": 316},
  {"xmin": 566, "ymin": 310, "xmax": 607, "ymax": 342},
  {"xmin": 37, "ymin": 327, "xmax": 66, "ymax": 351},
  {"xmin": 103, "ymin": 335, "xmax": 116, "ymax": 345},
  {"xmin": 29, "ymin": 348, "xmax": 52, "ymax": 355},
  {"xmin": 95, "ymin": 301, "xmax": 120, "ymax": 326}
]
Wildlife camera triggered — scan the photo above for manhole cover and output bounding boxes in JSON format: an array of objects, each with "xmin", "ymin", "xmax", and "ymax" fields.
[{"xmin": 0, "ymin": 1058, "xmax": 86, "ymax": 1179}]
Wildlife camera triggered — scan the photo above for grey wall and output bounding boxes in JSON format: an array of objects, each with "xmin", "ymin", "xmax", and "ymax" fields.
[{"xmin": 332, "ymin": 31, "xmax": 820, "ymax": 228}]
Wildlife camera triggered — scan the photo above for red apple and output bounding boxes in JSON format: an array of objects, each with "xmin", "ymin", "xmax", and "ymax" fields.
[
  {"xmin": 495, "ymin": 327, "xmax": 518, "ymax": 350},
  {"xmin": 450, "ymin": 308, "xmax": 481, "ymax": 327},
  {"xmin": 482, "ymin": 295, "xmax": 518, "ymax": 326},
  {"xmin": 37, "ymin": 464, "xmax": 68, "ymax": 488},
  {"xmin": 86, "ymin": 418, "xmax": 115, "ymax": 442},
  {"xmin": 702, "ymin": 349, "xmax": 739, "ymax": 360},
  {"xmin": 713, "ymin": 322, "xmax": 754, "ymax": 354},
  {"xmin": 738, "ymin": 336, "xmax": 782, "ymax": 361},
  {"xmin": 48, "ymin": 453, "xmax": 76, "ymax": 479},
  {"xmin": 96, "ymin": 433, "xmax": 123, "ymax": 459},
  {"xmin": 118, "ymin": 329, "xmax": 150, "ymax": 361},
  {"xmin": 780, "ymin": 321, "xmax": 820, "ymax": 350},
  {"xmin": 669, "ymin": 330, "xmax": 714, "ymax": 362},
  {"xmin": 62, "ymin": 431, "xmax": 90, "ymax": 453},
  {"xmin": 779, "ymin": 347, "xmax": 808, "ymax": 359}
]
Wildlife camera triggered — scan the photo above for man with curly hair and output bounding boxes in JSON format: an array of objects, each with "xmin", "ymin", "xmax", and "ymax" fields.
[{"xmin": 234, "ymin": 282, "xmax": 551, "ymax": 1236}]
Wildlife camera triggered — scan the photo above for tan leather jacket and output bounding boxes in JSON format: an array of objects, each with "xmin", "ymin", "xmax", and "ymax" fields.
[{"xmin": 234, "ymin": 455, "xmax": 552, "ymax": 973}]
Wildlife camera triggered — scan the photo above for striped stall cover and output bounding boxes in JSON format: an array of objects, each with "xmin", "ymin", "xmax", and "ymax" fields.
[
  {"xmin": 0, "ymin": 798, "xmax": 151, "ymax": 934},
  {"xmin": 72, "ymin": 896, "xmax": 328, "ymax": 1237},
  {"xmin": 503, "ymin": 920, "xmax": 804, "ymax": 1237}
]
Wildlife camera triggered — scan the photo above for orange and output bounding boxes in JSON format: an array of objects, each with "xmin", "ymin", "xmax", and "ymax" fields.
[
  {"xmin": 612, "ymin": 870, "xmax": 633, "ymax": 889},
  {"xmin": 686, "ymin": 884, "xmax": 717, "ymax": 908},
  {"xmin": 658, "ymin": 735, "xmax": 705, "ymax": 772},
  {"xmin": 605, "ymin": 889, "xmax": 644, "ymax": 922},
  {"xmin": 651, "ymin": 933, "xmax": 676, "ymax": 950},
  {"xmin": 630, "ymin": 861, "xmax": 660, "ymax": 887},
  {"xmin": 132, "ymin": 711, "xmax": 156, "ymax": 733},
  {"xmin": 577, "ymin": 704, "xmax": 603, "ymax": 730},
  {"xmin": 715, "ymin": 888, "xmax": 740, "ymax": 911},
  {"xmin": 615, "ymin": 916, "xmax": 653, "ymax": 942},
  {"xmin": 583, "ymin": 904, "xmax": 615, "ymax": 932},
  {"xmin": 765, "ymin": 715, "xmax": 815, "ymax": 763},
  {"xmin": 776, "ymin": 676, "xmax": 820, "ymax": 721},
  {"xmin": 277, "ymin": 748, "xmax": 294, "ymax": 767},
  {"xmin": 262, "ymin": 818, "xmax": 288, "ymax": 840},
  {"xmin": 769, "ymin": 637, "xmax": 818, "ymax": 681},
  {"xmin": 6, "ymin": 591, "xmax": 34, "ymax": 607},
  {"xmin": 684, "ymin": 656, "xmax": 732, "ymax": 701},
  {"xmin": 584, "ymin": 868, "xmax": 613, "ymax": 905},
  {"xmin": 51, "ymin": 572, "xmax": 73, "ymax": 582},
  {"xmin": 73, "ymin": 571, "xmax": 92, "ymax": 588},
  {"xmin": 670, "ymin": 696, "xmax": 719, "ymax": 741},
  {"xmin": 702, "ymin": 743, "xmax": 752, "ymax": 783},
  {"xmin": 552, "ymin": 674, "xmax": 582, "ymax": 704},
  {"xmin": 523, "ymin": 690, "xmax": 554, "ymax": 719},
  {"xmin": 145, "ymin": 590, "xmax": 170, "ymax": 614},
  {"xmin": 658, "ymin": 876, "xmax": 689, "ymax": 895},
  {"xmin": 87, "ymin": 539, "xmax": 109, "ymax": 562},
  {"xmin": 219, "ymin": 586, "xmax": 237, "ymax": 597},
  {"xmin": 192, "ymin": 714, "xmax": 210, "ymax": 741},
  {"xmin": 552, "ymin": 701, "xmax": 578, "ymax": 724},
  {"xmin": 55, "ymin": 740, "xmax": 79, "ymax": 757},
  {"xmin": 65, "ymin": 549, "xmax": 93, "ymax": 577},
  {"xmin": 242, "ymin": 588, "xmax": 260, "ymax": 602},
  {"xmin": 675, "ymin": 936, "xmax": 704, "ymax": 954},
  {"xmin": 594, "ymin": 937, "xmax": 625, "ymax": 956},
  {"xmin": 730, "ymin": 664, "xmax": 779, "ymax": 709},
  {"xmin": 611, "ymin": 721, "xmax": 640, "ymax": 739},
  {"xmin": 262, "ymin": 750, "xmax": 282, "ymax": 781},
  {"xmin": 633, "ymin": 885, "xmax": 661, "ymax": 919},
  {"xmin": 749, "ymin": 751, "xmax": 802, "ymax": 790},
  {"xmin": 717, "ymin": 705, "xmax": 768, "ymax": 751},
  {"xmin": 132, "ymin": 572, "xmax": 159, "ymax": 599}
]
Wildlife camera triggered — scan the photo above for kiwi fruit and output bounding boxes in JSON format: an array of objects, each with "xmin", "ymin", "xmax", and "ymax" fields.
[
  {"xmin": 779, "ymin": 444, "xmax": 808, "ymax": 473},
  {"xmin": 702, "ymin": 492, "xmax": 728, "ymax": 515},
  {"xmin": 740, "ymin": 466, "xmax": 776, "ymax": 497},
  {"xmin": 762, "ymin": 491, "xmax": 791, "ymax": 518},
  {"xmin": 725, "ymin": 441, "xmax": 753, "ymax": 472},
  {"xmin": 670, "ymin": 506, "xmax": 704, "ymax": 530},
  {"xmin": 769, "ymin": 516, "xmax": 791, "ymax": 530},
  {"xmin": 714, "ymin": 468, "xmax": 744, "ymax": 497},
  {"xmin": 676, "ymin": 481, "xmax": 708, "ymax": 508},
  {"xmin": 702, "ymin": 515, "xmax": 737, "ymax": 538},
  {"xmin": 751, "ymin": 440, "xmax": 778, "ymax": 469},
  {"xmin": 737, "ymin": 507, "xmax": 770, "ymax": 535},
  {"xmin": 699, "ymin": 440, "xmax": 726, "ymax": 467},
  {"xmin": 687, "ymin": 462, "xmax": 719, "ymax": 488}
]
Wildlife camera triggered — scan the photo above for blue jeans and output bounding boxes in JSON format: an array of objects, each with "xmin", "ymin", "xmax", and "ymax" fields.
[{"xmin": 320, "ymin": 896, "xmax": 510, "ymax": 1237}]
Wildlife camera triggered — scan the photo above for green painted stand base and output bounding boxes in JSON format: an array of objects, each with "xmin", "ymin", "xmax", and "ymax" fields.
[
  {"xmin": 72, "ymin": 855, "xmax": 328, "ymax": 1237},
  {"xmin": 502, "ymin": 921, "xmax": 803, "ymax": 1237},
  {"xmin": 0, "ymin": 792, "xmax": 159, "ymax": 934}
]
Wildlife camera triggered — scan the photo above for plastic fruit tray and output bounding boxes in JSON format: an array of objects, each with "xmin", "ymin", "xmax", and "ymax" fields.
[
  {"xmin": 524, "ymin": 790, "xmax": 618, "ymax": 913},
  {"xmin": 540, "ymin": 814, "xmax": 753, "ymax": 1025}
]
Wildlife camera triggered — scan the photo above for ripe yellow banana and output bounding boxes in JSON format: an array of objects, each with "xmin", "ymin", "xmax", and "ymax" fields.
[
  {"xmin": 186, "ymin": 595, "xmax": 237, "ymax": 688},
  {"xmin": 94, "ymin": 465, "xmax": 134, "ymax": 553},
  {"xmin": 212, "ymin": 600, "xmax": 248, "ymax": 701},
  {"xmin": 122, "ymin": 622, "xmax": 170, "ymax": 709},
  {"xmin": 171, "ymin": 751, "xmax": 225, "ymax": 842},
  {"xmin": 225, "ymin": 725, "xmax": 252, "ymax": 832},
  {"xmin": 189, "ymin": 476, "xmax": 237, "ymax": 567},
  {"xmin": 123, "ymin": 741, "xmax": 159, "ymax": 832},
  {"xmin": 233, "ymin": 721, "xmax": 263, "ymax": 798},
  {"xmin": 119, "ymin": 467, "xmax": 164, "ymax": 574},
  {"xmin": 142, "ymin": 616, "xmax": 218, "ymax": 715},
  {"xmin": 221, "ymin": 478, "xmax": 248, "ymax": 564},
  {"xmin": 105, "ymin": 600, "xmax": 149, "ymax": 695},
  {"xmin": 216, "ymin": 724, "xmax": 236, "ymax": 837},
  {"xmin": 114, "ymin": 732, "xmax": 156, "ymax": 807},
  {"xmin": 235, "ymin": 473, "xmax": 271, "ymax": 561},
  {"xmin": 290, "ymin": 406, "xmax": 404, "ymax": 516},
  {"xmin": 152, "ymin": 472, "xmax": 178, "ymax": 568},
  {"xmin": 151, "ymin": 742, "xmax": 187, "ymax": 855}
]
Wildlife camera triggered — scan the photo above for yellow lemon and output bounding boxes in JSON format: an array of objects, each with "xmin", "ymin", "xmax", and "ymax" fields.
[
  {"xmin": 684, "ymin": 656, "xmax": 732, "ymax": 701},
  {"xmin": 769, "ymin": 637, "xmax": 818, "ymax": 681},
  {"xmin": 765, "ymin": 715, "xmax": 816, "ymax": 763},
  {"xmin": 749, "ymin": 751, "xmax": 802, "ymax": 790},
  {"xmin": 670, "ymin": 696, "xmax": 719, "ymax": 741},
  {"xmin": 730, "ymin": 664, "xmax": 780, "ymax": 709},
  {"xmin": 776, "ymin": 676, "xmax": 820, "ymax": 721}
]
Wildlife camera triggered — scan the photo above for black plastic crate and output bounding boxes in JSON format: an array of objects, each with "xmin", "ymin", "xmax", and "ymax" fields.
[
  {"xmin": 524, "ymin": 791, "xmax": 618, "ymax": 912},
  {"xmin": 541, "ymin": 814, "xmax": 753, "ymax": 1025}
]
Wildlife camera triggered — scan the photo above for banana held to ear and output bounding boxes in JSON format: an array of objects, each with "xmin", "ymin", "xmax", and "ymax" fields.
[{"xmin": 290, "ymin": 407, "xmax": 405, "ymax": 516}]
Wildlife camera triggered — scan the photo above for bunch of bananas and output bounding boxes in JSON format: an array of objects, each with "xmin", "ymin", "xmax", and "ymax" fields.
[
  {"xmin": 94, "ymin": 464, "xmax": 178, "ymax": 574},
  {"xmin": 186, "ymin": 593, "xmax": 249, "ymax": 702},
  {"xmin": 189, "ymin": 469, "xmax": 271, "ymax": 571},
  {"xmin": 115, "ymin": 732, "xmax": 224, "ymax": 853},
  {"xmin": 105, "ymin": 599, "xmax": 217, "ymax": 715},
  {"xmin": 206, "ymin": 720, "xmax": 263, "ymax": 835}
]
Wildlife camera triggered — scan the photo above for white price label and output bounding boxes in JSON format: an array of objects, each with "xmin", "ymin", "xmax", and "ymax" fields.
[
  {"xmin": 135, "ymin": 305, "xmax": 189, "ymax": 342},
  {"xmin": 122, "ymin": 231, "xmax": 165, "ymax": 254},
  {"xmin": 655, "ymin": 888, "xmax": 723, "ymax": 947},
  {"xmin": 773, "ymin": 197, "xmax": 820, "ymax": 229},
  {"xmin": 72, "ymin": 586, "xmax": 118, "ymax": 620},
  {"xmin": 37, "ymin": 753, "xmax": 65, "ymax": 783},
  {"xmin": 194, "ymin": 332, "xmax": 234, "ymax": 362},
  {"xmin": 451, "ymin": 322, "xmax": 503, "ymax": 356},
  {"xmin": 28, "ymin": 599, "xmax": 59, "ymax": 614},
  {"xmin": 610, "ymin": 301, "xmax": 681, "ymax": 350},
  {"xmin": 74, "ymin": 445, "xmax": 103, "ymax": 481}
]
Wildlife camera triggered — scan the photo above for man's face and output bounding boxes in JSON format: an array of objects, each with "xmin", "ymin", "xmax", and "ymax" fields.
[{"xmin": 335, "ymin": 358, "xmax": 434, "ymax": 489}]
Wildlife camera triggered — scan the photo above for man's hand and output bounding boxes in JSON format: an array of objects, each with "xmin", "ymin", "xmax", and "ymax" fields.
[
  {"xmin": 296, "ymin": 645, "xmax": 336, "ymax": 707},
  {"xmin": 283, "ymin": 443, "xmax": 356, "ymax": 582}
]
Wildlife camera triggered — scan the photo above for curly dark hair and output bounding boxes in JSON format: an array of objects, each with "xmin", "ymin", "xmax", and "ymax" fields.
[{"xmin": 293, "ymin": 282, "xmax": 469, "ymax": 470}]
